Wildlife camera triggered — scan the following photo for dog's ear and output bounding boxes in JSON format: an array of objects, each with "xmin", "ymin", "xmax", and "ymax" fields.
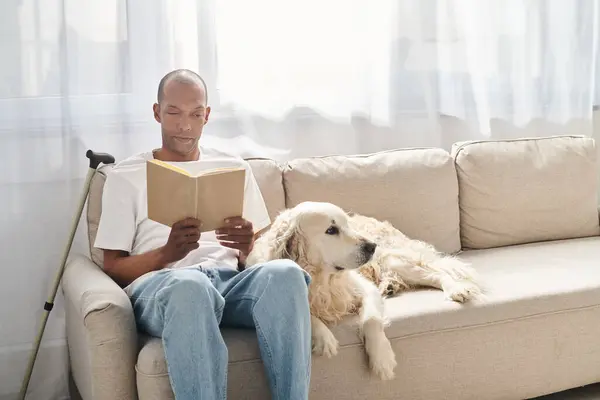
[
  {"xmin": 247, "ymin": 207, "xmax": 308, "ymax": 264},
  {"xmin": 283, "ymin": 223, "xmax": 308, "ymax": 262},
  {"xmin": 268, "ymin": 209, "xmax": 302, "ymax": 261}
]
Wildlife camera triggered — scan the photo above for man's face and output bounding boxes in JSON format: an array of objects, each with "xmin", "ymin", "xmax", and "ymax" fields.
[{"xmin": 153, "ymin": 80, "xmax": 211, "ymax": 157}]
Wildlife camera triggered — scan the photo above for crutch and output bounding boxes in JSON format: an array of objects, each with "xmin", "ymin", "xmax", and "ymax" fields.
[{"xmin": 19, "ymin": 150, "xmax": 116, "ymax": 400}]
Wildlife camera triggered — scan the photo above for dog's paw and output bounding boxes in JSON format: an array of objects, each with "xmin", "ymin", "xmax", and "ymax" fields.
[
  {"xmin": 444, "ymin": 280, "xmax": 481, "ymax": 303},
  {"xmin": 379, "ymin": 277, "xmax": 408, "ymax": 298},
  {"xmin": 381, "ymin": 282, "xmax": 396, "ymax": 297},
  {"xmin": 312, "ymin": 328, "xmax": 339, "ymax": 358},
  {"xmin": 367, "ymin": 338, "xmax": 397, "ymax": 380}
]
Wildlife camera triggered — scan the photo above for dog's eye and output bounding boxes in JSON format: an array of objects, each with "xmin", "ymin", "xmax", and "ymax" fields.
[{"xmin": 325, "ymin": 226, "xmax": 339, "ymax": 235}]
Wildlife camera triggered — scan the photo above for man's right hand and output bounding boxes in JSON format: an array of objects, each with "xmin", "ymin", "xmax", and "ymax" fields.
[
  {"xmin": 159, "ymin": 218, "xmax": 202, "ymax": 264},
  {"xmin": 102, "ymin": 217, "xmax": 202, "ymax": 287}
]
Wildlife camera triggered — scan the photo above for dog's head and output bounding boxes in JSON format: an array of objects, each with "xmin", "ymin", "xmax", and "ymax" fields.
[{"xmin": 262, "ymin": 201, "xmax": 377, "ymax": 275}]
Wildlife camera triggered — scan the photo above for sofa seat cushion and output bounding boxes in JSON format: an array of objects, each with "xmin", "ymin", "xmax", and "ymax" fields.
[
  {"xmin": 133, "ymin": 236, "xmax": 600, "ymax": 399},
  {"xmin": 135, "ymin": 330, "xmax": 271, "ymax": 400},
  {"xmin": 283, "ymin": 148, "xmax": 462, "ymax": 254},
  {"xmin": 135, "ymin": 236, "xmax": 600, "ymax": 374},
  {"xmin": 379, "ymin": 236, "xmax": 600, "ymax": 340}
]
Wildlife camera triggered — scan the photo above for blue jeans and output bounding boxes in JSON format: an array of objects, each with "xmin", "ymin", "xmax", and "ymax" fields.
[{"xmin": 128, "ymin": 259, "xmax": 312, "ymax": 400}]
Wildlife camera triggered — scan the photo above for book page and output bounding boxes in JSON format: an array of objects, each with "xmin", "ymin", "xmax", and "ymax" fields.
[
  {"xmin": 195, "ymin": 168, "xmax": 246, "ymax": 232},
  {"xmin": 165, "ymin": 159, "xmax": 244, "ymax": 177},
  {"xmin": 147, "ymin": 159, "xmax": 192, "ymax": 176},
  {"xmin": 147, "ymin": 157, "xmax": 249, "ymax": 229},
  {"xmin": 146, "ymin": 161, "xmax": 196, "ymax": 226}
]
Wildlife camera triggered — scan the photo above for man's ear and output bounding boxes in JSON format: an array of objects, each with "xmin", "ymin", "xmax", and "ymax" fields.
[
  {"xmin": 153, "ymin": 103, "xmax": 161, "ymax": 123},
  {"xmin": 203, "ymin": 106, "xmax": 211, "ymax": 126}
]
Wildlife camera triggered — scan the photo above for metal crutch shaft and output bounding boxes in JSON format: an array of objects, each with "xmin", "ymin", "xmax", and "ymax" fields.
[{"xmin": 19, "ymin": 150, "xmax": 115, "ymax": 400}]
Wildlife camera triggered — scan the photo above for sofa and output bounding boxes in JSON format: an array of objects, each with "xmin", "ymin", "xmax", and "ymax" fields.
[{"xmin": 62, "ymin": 134, "xmax": 600, "ymax": 400}]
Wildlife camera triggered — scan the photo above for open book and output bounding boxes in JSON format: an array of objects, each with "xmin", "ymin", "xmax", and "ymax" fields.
[{"xmin": 146, "ymin": 159, "xmax": 246, "ymax": 232}]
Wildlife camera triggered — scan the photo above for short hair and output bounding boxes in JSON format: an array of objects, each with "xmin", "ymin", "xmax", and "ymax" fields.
[{"xmin": 157, "ymin": 69, "xmax": 208, "ymax": 104}]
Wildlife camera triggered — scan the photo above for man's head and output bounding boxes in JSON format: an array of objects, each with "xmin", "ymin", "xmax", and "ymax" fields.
[{"xmin": 153, "ymin": 69, "xmax": 211, "ymax": 160}]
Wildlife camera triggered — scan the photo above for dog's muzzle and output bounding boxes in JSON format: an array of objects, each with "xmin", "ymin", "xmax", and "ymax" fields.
[
  {"xmin": 359, "ymin": 240, "xmax": 377, "ymax": 264},
  {"xmin": 361, "ymin": 240, "xmax": 377, "ymax": 256}
]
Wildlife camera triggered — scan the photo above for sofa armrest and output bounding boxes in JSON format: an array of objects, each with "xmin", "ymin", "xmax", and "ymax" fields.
[{"xmin": 62, "ymin": 254, "xmax": 138, "ymax": 400}]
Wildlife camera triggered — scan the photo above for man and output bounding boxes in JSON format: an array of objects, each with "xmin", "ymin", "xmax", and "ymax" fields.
[{"xmin": 94, "ymin": 69, "xmax": 312, "ymax": 400}]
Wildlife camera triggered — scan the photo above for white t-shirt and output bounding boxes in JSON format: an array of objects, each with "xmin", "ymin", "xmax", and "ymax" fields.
[{"xmin": 93, "ymin": 147, "xmax": 271, "ymax": 294}]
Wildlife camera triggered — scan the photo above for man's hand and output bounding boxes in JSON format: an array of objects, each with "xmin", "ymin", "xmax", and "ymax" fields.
[
  {"xmin": 216, "ymin": 217, "xmax": 254, "ymax": 257},
  {"xmin": 159, "ymin": 217, "xmax": 202, "ymax": 264}
]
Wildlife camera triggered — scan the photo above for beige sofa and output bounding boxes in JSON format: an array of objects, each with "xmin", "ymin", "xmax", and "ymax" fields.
[{"xmin": 63, "ymin": 135, "xmax": 600, "ymax": 400}]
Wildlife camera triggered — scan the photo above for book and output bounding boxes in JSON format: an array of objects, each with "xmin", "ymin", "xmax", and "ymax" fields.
[{"xmin": 146, "ymin": 159, "xmax": 246, "ymax": 232}]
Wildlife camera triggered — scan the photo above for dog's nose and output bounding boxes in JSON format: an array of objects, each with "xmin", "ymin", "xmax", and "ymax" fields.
[{"xmin": 362, "ymin": 241, "xmax": 377, "ymax": 255}]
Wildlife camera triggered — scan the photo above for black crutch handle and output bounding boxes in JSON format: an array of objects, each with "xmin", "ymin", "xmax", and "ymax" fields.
[{"xmin": 86, "ymin": 150, "xmax": 116, "ymax": 169}]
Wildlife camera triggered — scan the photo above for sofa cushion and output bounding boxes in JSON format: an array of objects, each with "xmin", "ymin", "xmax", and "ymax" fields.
[
  {"xmin": 133, "ymin": 236, "xmax": 600, "ymax": 399},
  {"xmin": 244, "ymin": 158, "xmax": 286, "ymax": 223},
  {"xmin": 86, "ymin": 158, "xmax": 285, "ymax": 267},
  {"xmin": 452, "ymin": 135, "xmax": 600, "ymax": 249},
  {"xmin": 283, "ymin": 148, "xmax": 461, "ymax": 254},
  {"xmin": 382, "ymin": 236, "xmax": 600, "ymax": 338}
]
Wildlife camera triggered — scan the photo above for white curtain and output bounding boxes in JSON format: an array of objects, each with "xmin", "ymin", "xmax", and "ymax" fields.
[{"xmin": 1, "ymin": 1, "xmax": 599, "ymax": 398}]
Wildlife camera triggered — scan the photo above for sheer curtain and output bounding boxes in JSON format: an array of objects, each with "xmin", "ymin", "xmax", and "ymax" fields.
[{"xmin": 1, "ymin": 1, "xmax": 599, "ymax": 398}]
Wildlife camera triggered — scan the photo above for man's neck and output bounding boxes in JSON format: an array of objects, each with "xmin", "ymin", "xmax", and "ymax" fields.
[{"xmin": 153, "ymin": 147, "xmax": 200, "ymax": 162}]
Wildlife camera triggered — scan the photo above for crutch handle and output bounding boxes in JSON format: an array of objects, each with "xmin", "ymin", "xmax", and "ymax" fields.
[{"xmin": 86, "ymin": 150, "xmax": 115, "ymax": 169}]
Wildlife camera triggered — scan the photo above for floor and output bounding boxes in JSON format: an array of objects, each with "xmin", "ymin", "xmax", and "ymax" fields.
[
  {"xmin": 533, "ymin": 384, "xmax": 600, "ymax": 399},
  {"xmin": 68, "ymin": 379, "xmax": 600, "ymax": 399}
]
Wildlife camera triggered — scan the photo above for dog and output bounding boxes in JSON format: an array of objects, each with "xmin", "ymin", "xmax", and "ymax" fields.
[{"xmin": 245, "ymin": 201, "xmax": 481, "ymax": 380}]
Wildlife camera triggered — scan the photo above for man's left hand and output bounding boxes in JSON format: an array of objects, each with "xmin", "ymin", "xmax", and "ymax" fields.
[{"xmin": 216, "ymin": 217, "xmax": 254, "ymax": 257}]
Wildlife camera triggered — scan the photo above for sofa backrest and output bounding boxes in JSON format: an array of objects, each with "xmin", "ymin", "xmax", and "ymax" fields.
[
  {"xmin": 86, "ymin": 158, "xmax": 286, "ymax": 267},
  {"xmin": 452, "ymin": 135, "xmax": 600, "ymax": 249},
  {"xmin": 283, "ymin": 148, "xmax": 462, "ymax": 254},
  {"xmin": 86, "ymin": 136, "xmax": 600, "ymax": 266}
]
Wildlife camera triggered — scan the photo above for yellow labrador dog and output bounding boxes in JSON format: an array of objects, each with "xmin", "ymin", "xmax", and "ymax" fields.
[{"xmin": 246, "ymin": 201, "xmax": 481, "ymax": 380}]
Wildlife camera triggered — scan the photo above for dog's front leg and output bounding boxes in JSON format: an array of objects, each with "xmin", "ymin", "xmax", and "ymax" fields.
[
  {"xmin": 350, "ymin": 272, "xmax": 397, "ymax": 380},
  {"xmin": 311, "ymin": 315, "xmax": 339, "ymax": 358}
]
